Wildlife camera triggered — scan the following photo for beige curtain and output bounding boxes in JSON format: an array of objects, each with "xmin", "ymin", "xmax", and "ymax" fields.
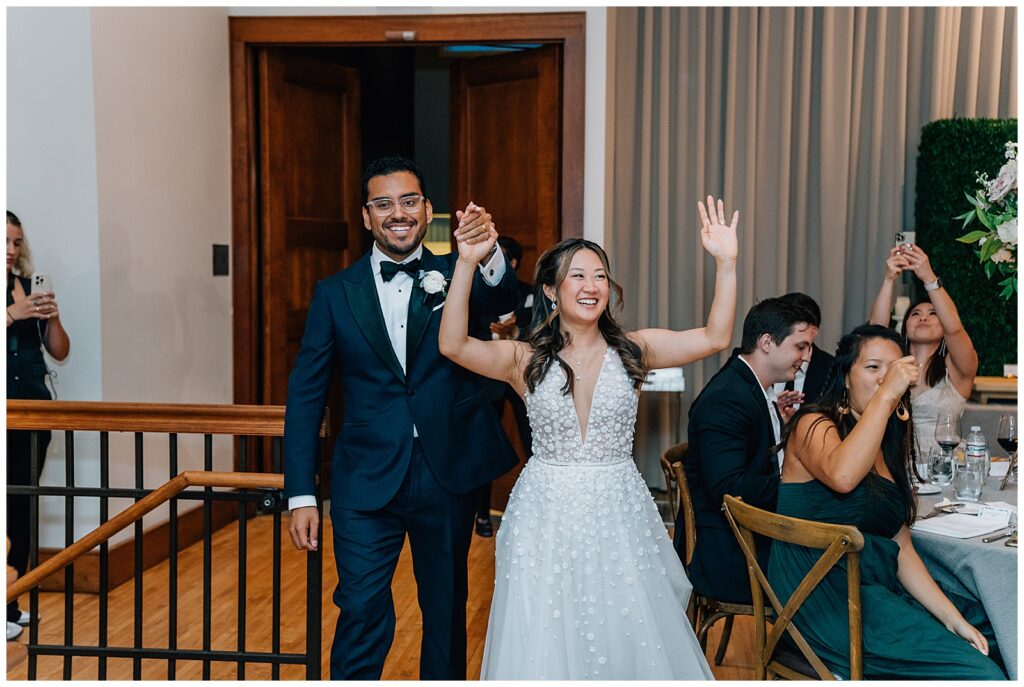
[{"xmin": 606, "ymin": 7, "xmax": 1017, "ymax": 484}]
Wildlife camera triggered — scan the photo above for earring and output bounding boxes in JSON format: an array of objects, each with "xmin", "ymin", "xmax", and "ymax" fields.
[
  {"xmin": 896, "ymin": 400, "xmax": 910, "ymax": 422},
  {"xmin": 551, "ymin": 301, "xmax": 557, "ymax": 312},
  {"xmin": 837, "ymin": 388, "xmax": 851, "ymax": 416}
]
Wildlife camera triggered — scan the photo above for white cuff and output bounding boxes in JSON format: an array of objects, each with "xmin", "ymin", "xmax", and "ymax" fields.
[
  {"xmin": 479, "ymin": 248, "xmax": 506, "ymax": 285},
  {"xmin": 288, "ymin": 495, "xmax": 317, "ymax": 511}
]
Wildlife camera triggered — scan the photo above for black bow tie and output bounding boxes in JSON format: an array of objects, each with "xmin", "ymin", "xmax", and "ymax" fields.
[{"xmin": 380, "ymin": 258, "xmax": 421, "ymax": 282}]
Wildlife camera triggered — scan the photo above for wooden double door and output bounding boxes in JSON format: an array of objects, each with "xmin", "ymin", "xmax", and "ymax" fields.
[{"xmin": 254, "ymin": 45, "xmax": 563, "ymax": 495}]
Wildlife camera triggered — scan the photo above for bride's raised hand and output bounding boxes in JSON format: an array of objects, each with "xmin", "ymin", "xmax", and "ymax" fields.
[
  {"xmin": 456, "ymin": 218, "xmax": 499, "ymax": 265},
  {"xmin": 697, "ymin": 196, "xmax": 738, "ymax": 263}
]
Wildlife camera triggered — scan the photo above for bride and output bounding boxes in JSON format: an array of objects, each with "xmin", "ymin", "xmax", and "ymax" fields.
[{"xmin": 439, "ymin": 197, "xmax": 738, "ymax": 679}]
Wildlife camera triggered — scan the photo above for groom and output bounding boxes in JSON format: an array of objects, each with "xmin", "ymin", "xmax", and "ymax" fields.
[{"xmin": 284, "ymin": 156, "xmax": 520, "ymax": 679}]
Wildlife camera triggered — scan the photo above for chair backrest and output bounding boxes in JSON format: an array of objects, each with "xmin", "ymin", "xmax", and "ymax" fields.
[
  {"xmin": 722, "ymin": 494, "xmax": 865, "ymax": 681},
  {"xmin": 659, "ymin": 443, "xmax": 695, "ymax": 567}
]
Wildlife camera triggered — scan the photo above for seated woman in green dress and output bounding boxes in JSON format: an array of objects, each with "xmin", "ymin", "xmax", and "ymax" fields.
[{"xmin": 768, "ymin": 324, "xmax": 1004, "ymax": 679}]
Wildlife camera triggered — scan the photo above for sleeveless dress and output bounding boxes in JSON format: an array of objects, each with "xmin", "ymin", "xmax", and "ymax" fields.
[
  {"xmin": 911, "ymin": 373, "xmax": 968, "ymax": 456},
  {"xmin": 479, "ymin": 348, "xmax": 713, "ymax": 680},
  {"xmin": 768, "ymin": 474, "xmax": 1005, "ymax": 679}
]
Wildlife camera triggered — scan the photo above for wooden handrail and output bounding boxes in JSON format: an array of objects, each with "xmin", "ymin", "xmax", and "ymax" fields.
[
  {"xmin": 6, "ymin": 400, "xmax": 328, "ymax": 436},
  {"xmin": 7, "ymin": 471, "xmax": 285, "ymax": 603}
]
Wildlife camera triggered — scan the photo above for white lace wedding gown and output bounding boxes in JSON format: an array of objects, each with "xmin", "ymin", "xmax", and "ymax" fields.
[{"xmin": 480, "ymin": 348, "xmax": 714, "ymax": 680}]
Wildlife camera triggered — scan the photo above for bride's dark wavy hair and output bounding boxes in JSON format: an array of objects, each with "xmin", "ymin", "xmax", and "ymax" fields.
[
  {"xmin": 522, "ymin": 239, "xmax": 647, "ymax": 395},
  {"xmin": 779, "ymin": 324, "xmax": 917, "ymax": 525}
]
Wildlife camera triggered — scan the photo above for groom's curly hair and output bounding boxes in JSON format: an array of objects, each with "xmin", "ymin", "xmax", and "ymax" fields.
[{"xmin": 522, "ymin": 239, "xmax": 648, "ymax": 395}]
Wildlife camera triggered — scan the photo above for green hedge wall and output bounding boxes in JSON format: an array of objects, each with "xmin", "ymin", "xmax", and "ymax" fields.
[{"xmin": 915, "ymin": 118, "xmax": 1018, "ymax": 375}]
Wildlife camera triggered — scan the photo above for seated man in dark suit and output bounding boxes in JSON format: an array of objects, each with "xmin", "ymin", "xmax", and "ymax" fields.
[
  {"xmin": 774, "ymin": 292, "xmax": 836, "ymax": 411},
  {"xmin": 674, "ymin": 297, "xmax": 815, "ymax": 604}
]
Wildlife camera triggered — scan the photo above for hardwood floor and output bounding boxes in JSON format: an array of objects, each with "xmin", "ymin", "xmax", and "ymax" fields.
[{"xmin": 7, "ymin": 514, "xmax": 755, "ymax": 680}]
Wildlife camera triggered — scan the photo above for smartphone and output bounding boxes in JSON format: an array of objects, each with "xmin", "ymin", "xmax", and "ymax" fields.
[
  {"xmin": 31, "ymin": 273, "xmax": 53, "ymax": 293},
  {"xmin": 894, "ymin": 230, "xmax": 916, "ymax": 248}
]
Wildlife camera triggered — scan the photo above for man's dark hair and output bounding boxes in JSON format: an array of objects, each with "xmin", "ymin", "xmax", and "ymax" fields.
[
  {"xmin": 739, "ymin": 297, "xmax": 812, "ymax": 354},
  {"xmin": 497, "ymin": 236, "xmax": 523, "ymax": 266},
  {"xmin": 361, "ymin": 156, "xmax": 427, "ymax": 204},
  {"xmin": 780, "ymin": 292, "xmax": 821, "ymax": 327}
]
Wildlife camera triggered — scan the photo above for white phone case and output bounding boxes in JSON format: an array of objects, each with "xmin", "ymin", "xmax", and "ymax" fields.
[{"xmin": 32, "ymin": 273, "xmax": 52, "ymax": 293}]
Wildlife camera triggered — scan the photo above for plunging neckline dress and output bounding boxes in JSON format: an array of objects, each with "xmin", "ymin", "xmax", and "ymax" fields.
[{"xmin": 479, "ymin": 348, "xmax": 713, "ymax": 680}]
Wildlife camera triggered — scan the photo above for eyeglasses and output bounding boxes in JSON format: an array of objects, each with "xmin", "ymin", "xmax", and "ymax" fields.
[{"xmin": 365, "ymin": 195, "xmax": 425, "ymax": 217}]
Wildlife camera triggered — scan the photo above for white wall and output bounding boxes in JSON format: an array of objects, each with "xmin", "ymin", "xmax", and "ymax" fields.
[
  {"xmin": 228, "ymin": 5, "xmax": 609, "ymax": 243},
  {"xmin": 8, "ymin": 7, "xmax": 104, "ymax": 545},
  {"xmin": 91, "ymin": 7, "xmax": 233, "ymax": 405},
  {"xmin": 8, "ymin": 7, "xmax": 235, "ymax": 548},
  {"xmin": 89, "ymin": 7, "xmax": 235, "ymax": 544},
  {"xmin": 7, "ymin": 8, "xmax": 103, "ymax": 402}
]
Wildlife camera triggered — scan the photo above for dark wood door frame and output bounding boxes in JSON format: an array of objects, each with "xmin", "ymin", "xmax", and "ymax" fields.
[{"xmin": 229, "ymin": 12, "xmax": 586, "ymax": 408}]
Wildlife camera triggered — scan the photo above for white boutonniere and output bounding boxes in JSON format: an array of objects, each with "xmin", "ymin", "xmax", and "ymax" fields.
[{"xmin": 418, "ymin": 270, "xmax": 448, "ymax": 302}]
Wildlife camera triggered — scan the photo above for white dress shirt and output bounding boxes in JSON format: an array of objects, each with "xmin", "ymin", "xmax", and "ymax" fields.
[
  {"xmin": 738, "ymin": 355, "xmax": 785, "ymax": 471},
  {"xmin": 773, "ymin": 358, "xmax": 809, "ymax": 411},
  {"xmin": 289, "ymin": 243, "xmax": 507, "ymax": 511}
]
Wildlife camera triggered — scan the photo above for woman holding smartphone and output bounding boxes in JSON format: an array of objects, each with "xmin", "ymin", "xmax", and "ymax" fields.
[
  {"xmin": 6, "ymin": 210, "xmax": 69, "ymax": 640},
  {"xmin": 868, "ymin": 242, "xmax": 978, "ymax": 456}
]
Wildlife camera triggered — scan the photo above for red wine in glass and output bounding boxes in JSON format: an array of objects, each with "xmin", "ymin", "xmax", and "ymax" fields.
[
  {"xmin": 937, "ymin": 439, "xmax": 960, "ymax": 452},
  {"xmin": 998, "ymin": 414, "xmax": 1017, "ymax": 455}
]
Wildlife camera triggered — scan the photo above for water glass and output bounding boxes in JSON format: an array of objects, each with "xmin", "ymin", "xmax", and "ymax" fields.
[
  {"xmin": 914, "ymin": 452, "xmax": 931, "ymax": 484},
  {"xmin": 953, "ymin": 454, "xmax": 985, "ymax": 502},
  {"xmin": 928, "ymin": 446, "xmax": 953, "ymax": 486}
]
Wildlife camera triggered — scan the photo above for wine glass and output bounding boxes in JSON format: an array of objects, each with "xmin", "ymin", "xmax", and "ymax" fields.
[
  {"xmin": 998, "ymin": 414, "xmax": 1017, "ymax": 454},
  {"xmin": 998, "ymin": 413, "xmax": 1018, "ymax": 486},
  {"xmin": 934, "ymin": 412, "xmax": 961, "ymax": 464}
]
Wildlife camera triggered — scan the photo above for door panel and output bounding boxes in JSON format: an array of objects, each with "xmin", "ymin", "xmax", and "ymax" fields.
[
  {"xmin": 259, "ymin": 50, "xmax": 362, "ymax": 481},
  {"xmin": 451, "ymin": 45, "xmax": 563, "ymax": 509},
  {"xmin": 451, "ymin": 44, "xmax": 562, "ymax": 286}
]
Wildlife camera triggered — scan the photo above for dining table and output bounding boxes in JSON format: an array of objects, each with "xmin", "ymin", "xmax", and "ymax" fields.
[{"xmin": 913, "ymin": 474, "xmax": 1018, "ymax": 678}]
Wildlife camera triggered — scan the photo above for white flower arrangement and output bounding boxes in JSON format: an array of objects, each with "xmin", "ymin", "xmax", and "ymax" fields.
[
  {"xmin": 956, "ymin": 140, "xmax": 1017, "ymax": 299},
  {"xmin": 418, "ymin": 270, "xmax": 448, "ymax": 299}
]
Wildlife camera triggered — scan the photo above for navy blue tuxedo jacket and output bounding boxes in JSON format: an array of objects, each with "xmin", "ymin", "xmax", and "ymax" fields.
[
  {"xmin": 283, "ymin": 247, "xmax": 521, "ymax": 511},
  {"xmin": 675, "ymin": 352, "xmax": 780, "ymax": 604}
]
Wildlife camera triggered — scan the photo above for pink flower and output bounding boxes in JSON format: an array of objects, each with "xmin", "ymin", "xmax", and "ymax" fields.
[
  {"xmin": 987, "ymin": 160, "xmax": 1016, "ymax": 203},
  {"xmin": 997, "ymin": 218, "xmax": 1017, "ymax": 247},
  {"xmin": 991, "ymin": 247, "xmax": 1015, "ymax": 264}
]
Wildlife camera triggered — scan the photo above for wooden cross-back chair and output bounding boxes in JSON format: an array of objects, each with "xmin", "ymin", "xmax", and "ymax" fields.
[
  {"xmin": 660, "ymin": 443, "xmax": 760, "ymax": 666},
  {"xmin": 722, "ymin": 494, "xmax": 865, "ymax": 680}
]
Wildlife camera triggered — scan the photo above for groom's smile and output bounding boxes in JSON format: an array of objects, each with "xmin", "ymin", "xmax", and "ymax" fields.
[{"xmin": 362, "ymin": 170, "xmax": 433, "ymax": 261}]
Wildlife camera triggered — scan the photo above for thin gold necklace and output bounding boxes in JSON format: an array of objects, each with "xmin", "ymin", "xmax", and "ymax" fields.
[{"xmin": 564, "ymin": 340, "xmax": 603, "ymax": 380}]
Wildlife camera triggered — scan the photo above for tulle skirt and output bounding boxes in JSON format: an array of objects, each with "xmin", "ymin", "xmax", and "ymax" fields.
[{"xmin": 480, "ymin": 457, "xmax": 714, "ymax": 680}]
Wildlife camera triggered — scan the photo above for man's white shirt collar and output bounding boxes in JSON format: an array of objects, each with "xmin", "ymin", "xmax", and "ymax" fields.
[{"xmin": 737, "ymin": 354, "xmax": 784, "ymax": 469}]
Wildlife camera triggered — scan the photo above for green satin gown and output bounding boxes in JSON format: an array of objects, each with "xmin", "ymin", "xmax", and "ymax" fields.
[{"xmin": 767, "ymin": 473, "xmax": 1005, "ymax": 679}]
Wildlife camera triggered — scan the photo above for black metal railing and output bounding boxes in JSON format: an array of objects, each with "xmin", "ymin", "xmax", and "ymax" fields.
[{"xmin": 6, "ymin": 401, "xmax": 324, "ymax": 680}]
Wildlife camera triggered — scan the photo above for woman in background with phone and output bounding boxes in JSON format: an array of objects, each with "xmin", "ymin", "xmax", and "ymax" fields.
[
  {"xmin": 6, "ymin": 210, "xmax": 69, "ymax": 641},
  {"xmin": 868, "ymin": 242, "xmax": 978, "ymax": 457}
]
